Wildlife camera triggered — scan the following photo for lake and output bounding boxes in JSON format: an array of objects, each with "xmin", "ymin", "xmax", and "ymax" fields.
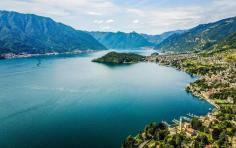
[{"xmin": 0, "ymin": 50, "xmax": 213, "ymax": 148}]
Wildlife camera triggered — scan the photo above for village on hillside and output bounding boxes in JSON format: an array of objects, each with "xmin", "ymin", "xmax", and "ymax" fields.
[{"xmin": 123, "ymin": 49, "xmax": 236, "ymax": 148}]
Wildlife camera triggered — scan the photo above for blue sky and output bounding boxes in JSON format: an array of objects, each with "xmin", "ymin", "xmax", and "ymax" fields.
[{"xmin": 0, "ymin": 0, "xmax": 236, "ymax": 34}]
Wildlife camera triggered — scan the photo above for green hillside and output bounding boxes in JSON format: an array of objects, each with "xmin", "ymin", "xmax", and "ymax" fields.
[
  {"xmin": 156, "ymin": 16, "xmax": 236, "ymax": 52},
  {"xmin": 0, "ymin": 11, "xmax": 106, "ymax": 55}
]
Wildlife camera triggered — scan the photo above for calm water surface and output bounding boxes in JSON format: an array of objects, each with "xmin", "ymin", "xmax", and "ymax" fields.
[{"xmin": 0, "ymin": 50, "xmax": 213, "ymax": 148}]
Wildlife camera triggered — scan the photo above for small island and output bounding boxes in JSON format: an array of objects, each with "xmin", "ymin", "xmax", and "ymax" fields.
[{"xmin": 92, "ymin": 51, "xmax": 146, "ymax": 64}]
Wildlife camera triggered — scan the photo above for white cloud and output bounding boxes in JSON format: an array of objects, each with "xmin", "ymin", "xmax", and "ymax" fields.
[
  {"xmin": 0, "ymin": 0, "xmax": 236, "ymax": 34},
  {"xmin": 93, "ymin": 20, "xmax": 104, "ymax": 24},
  {"xmin": 101, "ymin": 26, "xmax": 111, "ymax": 30},
  {"xmin": 93, "ymin": 19, "xmax": 114, "ymax": 24},
  {"xmin": 87, "ymin": 11, "xmax": 103, "ymax": 16},
  {"xmin": 127, "ymin": 8, "xmax": 145, "ymax": 17},
  {"xmin": 106, "ymin": 19, "xmax": 114, "ymax": 23},
  {"xmin": 133, "ymin": 20, "xmax": 139, "ymax": 24}
]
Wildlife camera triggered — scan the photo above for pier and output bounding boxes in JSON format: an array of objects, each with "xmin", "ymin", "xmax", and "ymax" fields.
[
  {"xmin": 161, "ymin": 121, "xmax": 171, "ymax": 127},
  {"xmin": 187, "ymin": 113, "xmax": 199, "ymax": 118},
  {"xmin": 172, "ymin": 119, "xmax": 180, "ymax": 124}
]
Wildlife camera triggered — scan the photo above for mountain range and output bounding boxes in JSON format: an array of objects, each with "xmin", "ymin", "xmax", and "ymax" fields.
[
  {"xmin": 156, "ymin": 16, "xmax": 236, "ymax": 51},
  {"xmin": 0, "ymin": 10, "xmax": 106, "ymax": 55},
  {"xmin": 141, "ymin": 30, "xmax": 186, "ymax": 45},
  {"xmin": 0, "ymin": 10, "xmax": 236, "ymax": 55},
  {"xmin": 89, "ymin": 16, "xmax": 236, "ymax": 52},
  {"xmin": 88, "ymin": 31, "xmax": 153, "ymax": 49}
]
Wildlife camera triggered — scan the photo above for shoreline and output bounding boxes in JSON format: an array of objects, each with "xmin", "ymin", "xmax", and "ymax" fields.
[
  {"xmin": 173, "ymin": 71, "xmax": 218, "ymax": 125},
  {"xmin": 147, "ymin": 55, "xmax": 221, "ymax": 125},
  {"xmin": 155, "ymin": 60, "xmax": 219, "ymax": 113},
  {"xmin": 0, "ymin": 49, "xmax": 105, "ymax": 60},
  {"xmin": 169, "ymin": 66, "xmax": 220, "ymax": 110},
  {"xmin": 123, "ymin": 52, "xmax": 235, "ymax": 147},
  {"xmin": 190, "ymin": 90, "xmax": 220, "ymax": 109},
  {"xmin": 162, "ymin": 63, "xmax": 219, "ymax": 112}
]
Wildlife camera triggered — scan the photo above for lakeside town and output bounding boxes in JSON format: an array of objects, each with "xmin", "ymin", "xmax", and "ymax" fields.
[
  {"xmin": 122, "ymin": 48, "xmax": 236, "ymax": 147},
  {"xmin": 0, "ymin": 49, "xmax": 101, "ymax": 60}
]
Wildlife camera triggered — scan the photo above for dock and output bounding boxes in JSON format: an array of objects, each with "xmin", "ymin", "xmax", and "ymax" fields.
[
  {"xmin": 182, "ymin": 116, "xmax": 191, "ymax": 122},
  {"xmin": 172, "ymin": 119, "xmax": 180, "ymax": 124},
  {"xmin": 187, "ymin": 113, "xmax": 199, "ymax": 118},
  {"xmin": 161, "ymin": 121, "xmax": 171, "ymax": 127}
]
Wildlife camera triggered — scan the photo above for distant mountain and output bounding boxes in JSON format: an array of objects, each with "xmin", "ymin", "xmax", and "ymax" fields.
[
  {"xmin": 156, "ymin": 16, "xmax": 236, "ymax": 51},
  {"xmin": 0, "ymin": 11, "xmax": 106, "ymax": 54},
  {"xmin": 141, "ymin": 30, "xmax": 186, "ymax": 45},
  {"xmin": 89, "ymin": 31, "xmax": 153, "ymax": 49}
]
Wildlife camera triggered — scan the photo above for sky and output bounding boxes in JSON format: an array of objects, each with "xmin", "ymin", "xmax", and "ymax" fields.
[{"xmin": 0, "ymin": 0, "xmax": 236, "ymax": 34}]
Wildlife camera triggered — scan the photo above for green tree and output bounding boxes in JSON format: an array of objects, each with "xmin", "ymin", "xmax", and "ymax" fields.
[
  {"xmin": 212, "ymin": 128, "xmax": 221, "ymax": 140},
  {"xmin": 191, "ymin": 117, "xmax": 203, "ymax": 130},
  {"xmin": 122, "ymin": 135, "xmax": 136, "ymax": 148}
]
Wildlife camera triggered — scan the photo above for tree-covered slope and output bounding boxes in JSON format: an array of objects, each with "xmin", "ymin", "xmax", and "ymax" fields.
[
  {"xmin": 201, "ymin": 31, "xmax": 236, "ymax": 60},
  {"xmin": 156, "ymin": 16, "xmax": 236, "ymax": 51},
  {"xmin": 92, "ymin": 51, "xmax": 145, "ymax": 64},
  {"xmin": 213, "ymin": 31, "xmax": 236, "ymax": 50},
  {"xmin": 89, "ymin": 31, "xmax": 153, "ymax": 49},
  {"xmin": 0, "ymin": 11, "xmax": 106, "ymax": 54}
]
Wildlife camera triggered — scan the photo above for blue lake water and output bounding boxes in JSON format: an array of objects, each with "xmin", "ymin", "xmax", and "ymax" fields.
[{"xmin": 0, "ymin": 50, "xmax": 213, "ymax": 148}]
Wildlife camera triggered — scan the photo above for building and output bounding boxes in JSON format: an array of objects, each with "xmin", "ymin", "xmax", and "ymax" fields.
[{"xmin": 185, "ymin": 127, "xmax": 196, "ymax": 137}]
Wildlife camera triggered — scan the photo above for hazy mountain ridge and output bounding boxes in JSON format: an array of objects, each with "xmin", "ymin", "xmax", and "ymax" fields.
[
  {"xmin": 0, "ymin": 10, "xmax": 106, "ymax": 55},
  {"xmin": 156, "ymin": 16, "xmax": 236, "ymax": 51},
  {"xmin": 141, "ymin": 30, "xmax": 186, "ymax": 45},
  {"xmin": 89, "ymin": 31, "xmax": 153, "ymax": 49},
  {"xmin": 1, "ymin": 10, "xmax": 236, "ymax": 55}
]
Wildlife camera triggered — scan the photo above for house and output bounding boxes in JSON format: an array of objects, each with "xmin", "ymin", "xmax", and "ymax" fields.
[
  {"xmin": 205, "ymin": 144, "xmax": 212, "ymax": 148},
  {"xmin": 185, "ymin": 127, "xmax": 197, "ymax": 137}
]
